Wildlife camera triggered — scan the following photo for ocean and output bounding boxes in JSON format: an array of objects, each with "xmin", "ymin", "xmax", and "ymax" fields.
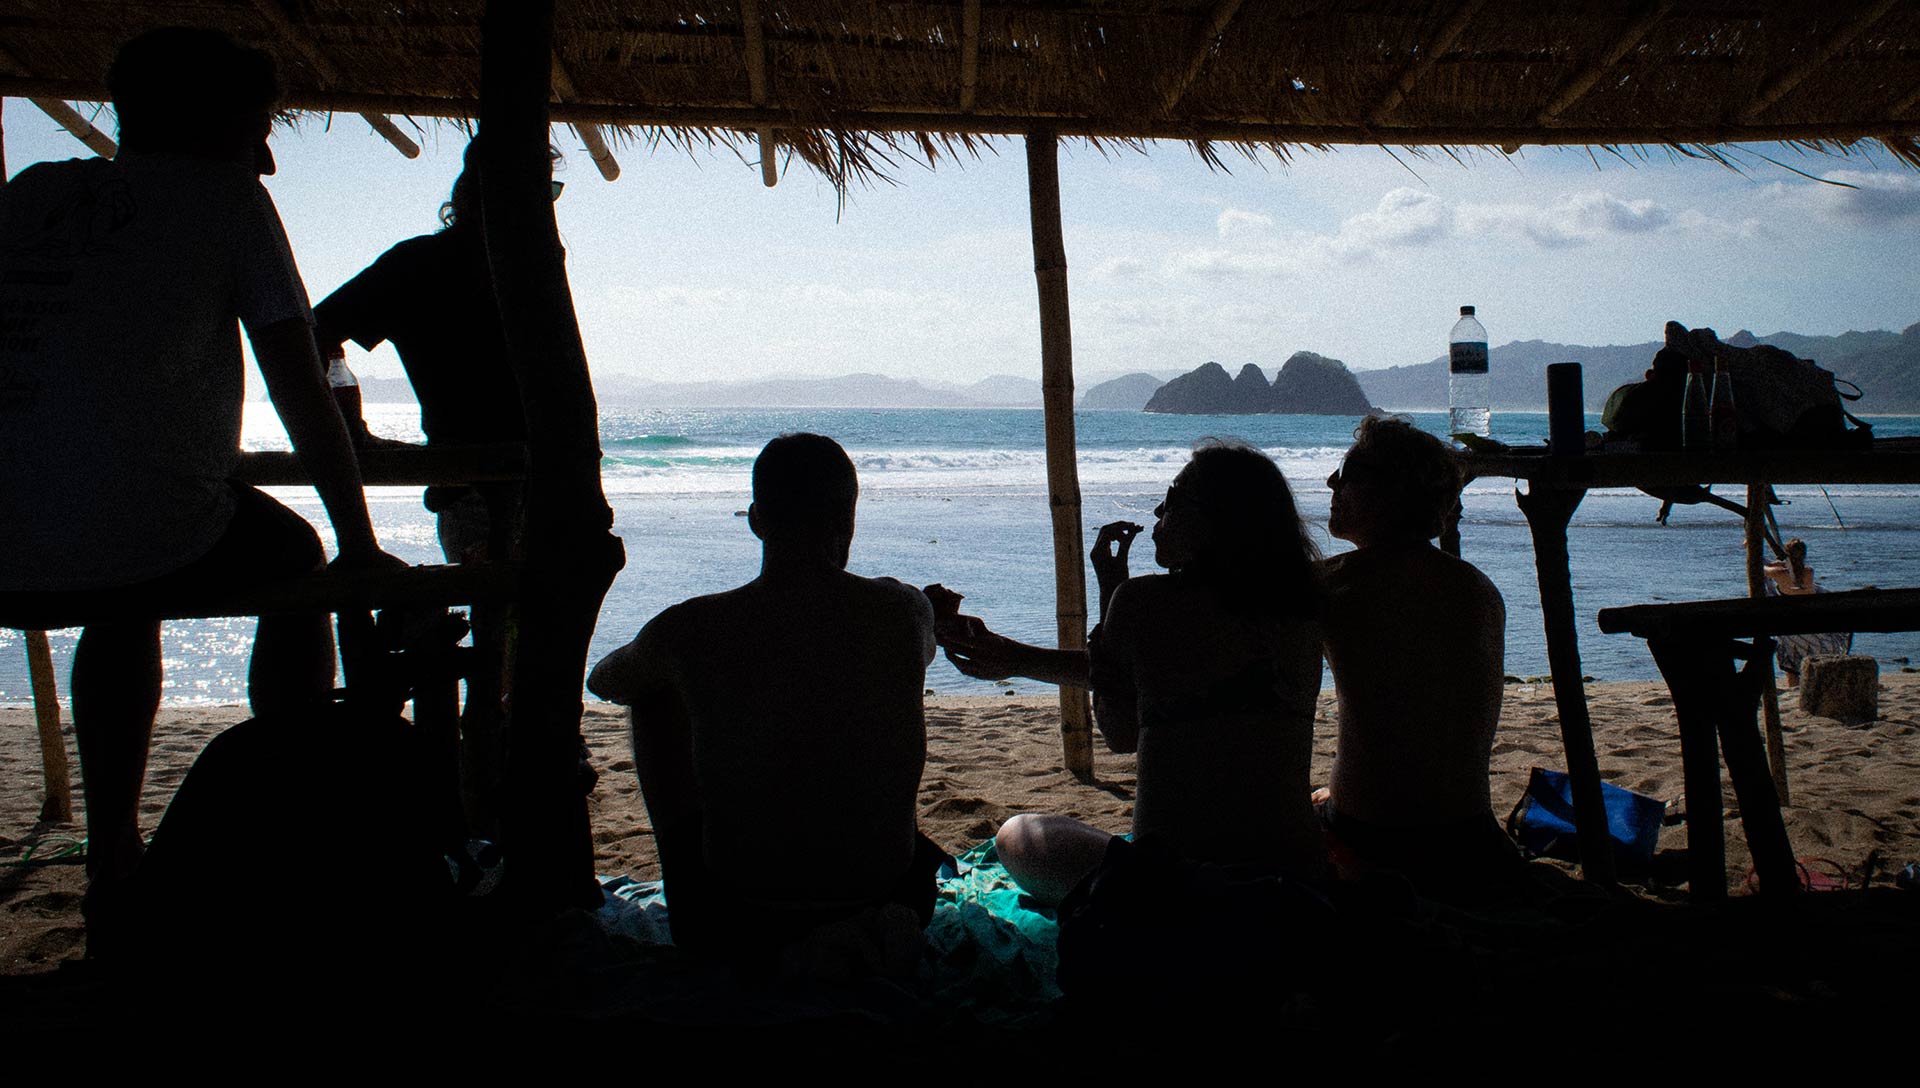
[{"xmin": 3, "ymin": 404, "xmax": 1916, "ymax": 705}]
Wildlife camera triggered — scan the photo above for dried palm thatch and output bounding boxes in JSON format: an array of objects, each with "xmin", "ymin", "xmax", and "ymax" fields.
[{"xmin": 3, "ymin": 1, "xmax": 1918, "ymax": 187}]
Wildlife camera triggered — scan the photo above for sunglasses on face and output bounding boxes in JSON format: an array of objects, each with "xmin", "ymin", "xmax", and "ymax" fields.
[{"xmin": 551, "ymin": 180, "xmax": 565, "ymax": 201}]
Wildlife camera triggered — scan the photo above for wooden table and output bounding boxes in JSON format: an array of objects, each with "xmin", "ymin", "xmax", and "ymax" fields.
[
  {"xmin": 1456, "ymin": 438, "xmax": 1920, "ymax": 888},
  {"xmin": 1598, "ymin": 588, "xmax": 1920, "ymax": 900}
]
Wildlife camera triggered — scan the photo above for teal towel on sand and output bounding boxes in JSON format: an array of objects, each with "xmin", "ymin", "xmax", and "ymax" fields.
[{"xmin": 596, "ymin": 839, "xmax": 1062, "ymax": 1027}]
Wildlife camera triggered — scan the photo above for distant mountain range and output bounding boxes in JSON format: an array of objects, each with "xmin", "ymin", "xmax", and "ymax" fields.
[{"xmin": 292, "ymin": 323, "xmax": 1918, "ymax": 415}]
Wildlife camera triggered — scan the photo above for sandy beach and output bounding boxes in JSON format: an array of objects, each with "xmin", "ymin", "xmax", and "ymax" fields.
[{"xmin": 5, "ymin": 675, "xmax": 1919, "ymax": 975}]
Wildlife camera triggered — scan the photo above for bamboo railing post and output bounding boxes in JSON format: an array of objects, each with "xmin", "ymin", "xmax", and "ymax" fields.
[
  {"xmin": 478, "ymin": 0, "xmax": 626, "ymax": 911},
  {"xmin": 1024, "ymin": 128, "xmax": 1094, "ymax": 781},
  {"xmin": 1747, "ymin": 484, "xmax": 1789, "ymax": 802},
  {"xmin": 25, "ymin": 631, "xmax": 72, "ymax": 823},
  {"xmin": 1515, "ymin": 483, "xmax": 1616, "ymax": 886}
]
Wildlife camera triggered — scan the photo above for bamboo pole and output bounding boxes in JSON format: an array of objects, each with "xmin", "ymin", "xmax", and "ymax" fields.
[
  {"xmin": 363, "ymin": 113, "xmax": 422, "ymax": 159},
  {"xmin": 741, "ymin": 0, "xmax": 779, "ymax": 187},
  {"xmin": 479, "ymin": 0, "xmax": 626, "ymax": 911},
  {"xmin": 959, "ymin": 0, "xmax": 981, "ymax": 112},
  {"xmin": 29, "ymin": 98, "xmax": 116, "ymax": 158},
  {"xmin": 24, "ymin": 631, "xmax": 72, "ymax": 823},
  {"xmin": 1747, "ymin": 484, "xmax": 1789, "ymax": 803},
  {"xmin": 1162, "ymin": 0, "xmax": 1246, "ymax": 113},
  {"xmin": 1740, "ymin": 0, "xmax": 1901, "ymax": 122},
  {"xmin": 1024, "ymin": 128, "xmax": 1094, "ymax": 781},
  {"xmin": 1368, "ymin": 0, "xmax": 1489, "ymax": 124},
  {"xmin": 7, "ymin": 75, "xmax": 1920, "ymax": 150},
  {"xmin": 1536, "ymin": 1, "xmax": 1673, "ymax": 125}
]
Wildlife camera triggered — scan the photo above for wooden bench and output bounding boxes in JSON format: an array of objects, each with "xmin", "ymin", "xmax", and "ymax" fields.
[
  {"xmin": 10, "ymin": 441, "xmax": 530, "ymax": 825},
  {"xmin": 1597, "ymin": 588, "xmax": 1920, "ymax": 901},
  {"xmin": 10, "ymin": 561, "xmax": 520, "ymax": 832}
]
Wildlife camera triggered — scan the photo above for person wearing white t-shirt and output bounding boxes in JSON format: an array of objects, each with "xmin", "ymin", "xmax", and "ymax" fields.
[{"xmin": 0, "ymin": 28, "xmax": 400, "ymax": 912}]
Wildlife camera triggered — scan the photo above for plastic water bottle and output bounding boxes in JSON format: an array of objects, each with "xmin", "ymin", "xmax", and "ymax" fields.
[
  {"xmin": 325, "ymin": 347, "xmax": 367, "ymax": 444},
  {"xmin": 1448, "ymin": 305, "xmax": 1490, "ymax": 438}
]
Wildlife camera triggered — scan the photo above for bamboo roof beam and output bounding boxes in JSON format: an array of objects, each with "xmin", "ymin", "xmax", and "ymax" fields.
[
  {"xmin": 5, "ymin": 82, "xmax": 1920, "ymax": 151},
  {"xmin": 741, "ymin": 0, "xmax": 778, "ymax": 186},
  {"xmin": 1537, "ymin": 1, "xmax": 1673, "ymax": 126},
  {"xmin": 1739, "ymin": 0, "xmax": 1902, "ymax": 122},
  {"xmin": 1893, "ymin": 81, "xmax": 1920, "ymax": 120},
  {"xmin": 29, "ymin": 97, "xmax": 117, "ymax": 158},
  {"xmin": 549, "ymin": 53, "xmax": 621, "ymax": 180},
  {"xmin": 959, "ymin": 0, "xmax": 981, "ymax": 112},
  {"xmin": 1162, "ymin": 0, "xmax": 1245, "ymax": 114},
  {"xmin": 1369, "ymin": 0, "xmax": 1489, "ymax": 127},
  {"xmin": 0, "ymin": 42, "xmax": 117, "ymax": 157},
  {"xmin": 246, "ymin": 0, "xmax": 418, "ymax": 158}
]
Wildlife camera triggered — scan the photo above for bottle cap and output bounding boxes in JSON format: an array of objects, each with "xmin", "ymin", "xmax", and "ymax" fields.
[{"xmin": 1460, "ymin": 305, "xmax": 1475, "ymax": 316}]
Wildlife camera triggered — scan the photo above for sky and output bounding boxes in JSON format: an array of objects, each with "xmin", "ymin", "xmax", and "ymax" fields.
[{"xmin": 5, "ymin": 101, "xmax": 1919, "ymax": 388}]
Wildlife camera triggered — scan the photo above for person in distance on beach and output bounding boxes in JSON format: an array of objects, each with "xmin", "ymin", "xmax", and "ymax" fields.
[
  {"xmin": 588, "ymin": 433, "xmax": 946, "ymax": 970},
  {"xmin": 0, "ymin": 29, "xmax": 399, "ymax": 924},
  {"xmin": 942, "ymin": 441, "xmax": 1328, "ymax": 904},
  {"xmin": 1762, "ymin": 538, "xmax": 1850, "ymax": 688},
  {"xmin": 1316, "ymin": 415, "xmax": 1520, "ymax": 895}
]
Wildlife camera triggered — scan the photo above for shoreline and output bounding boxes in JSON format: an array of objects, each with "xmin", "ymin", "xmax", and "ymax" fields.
[{"xmin": 5, "ymin": 676, "xmax": 1918, "ymax": 974}]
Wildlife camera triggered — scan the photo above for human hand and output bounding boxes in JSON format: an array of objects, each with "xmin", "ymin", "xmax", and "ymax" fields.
[
  {"xmin": 924, "ymin": 583, "xmax": 987, "ymax": 646},
  {"xmin": 941, "ymin": 627, "xmax": 1026, "ymax": 681},
  {"xmin": 328, "ymin": 545, "xmax": 410, "ymax": 574},
  {"xmin": 1090, "ymin": 521, "xmax": 1144, "ymax": 591}
]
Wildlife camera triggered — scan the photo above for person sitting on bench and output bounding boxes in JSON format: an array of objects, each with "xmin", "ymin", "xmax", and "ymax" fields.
[{"xmin": 0, "ymin": 28, "xmax": 399, "ymax": 922}]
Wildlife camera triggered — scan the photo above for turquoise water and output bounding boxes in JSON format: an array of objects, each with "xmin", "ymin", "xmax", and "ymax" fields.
[{"xmin": 3, "ymin": 406, "xmax": 1916, "ymax": 703}]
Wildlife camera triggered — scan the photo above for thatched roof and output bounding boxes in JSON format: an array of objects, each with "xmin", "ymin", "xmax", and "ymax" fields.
[{"xmin": 4, "ymin": 1, "xmax": 1919, "ymax": 186}]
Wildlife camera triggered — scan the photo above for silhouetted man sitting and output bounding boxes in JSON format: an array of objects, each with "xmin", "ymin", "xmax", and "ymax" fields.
[
  {"xmin": 589, "ymin": 433, "xmax": 943, "ymax": 970},
  {"xmin": 0, "ymin": 28, "xmax": 397, "ymax": 930},
  {"xmin": 1318, "ymin": 416, "xmax": 1520, "ymax": 894}
]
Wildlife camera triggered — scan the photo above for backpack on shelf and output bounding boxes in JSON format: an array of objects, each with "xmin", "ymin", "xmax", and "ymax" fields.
[{"xmin": 1602, "ymin": 321, "xmax": 1872, "ymax": 451}]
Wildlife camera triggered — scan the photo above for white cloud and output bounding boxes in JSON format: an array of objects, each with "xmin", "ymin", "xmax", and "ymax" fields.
[
  {"xmin": 1216, "ymin": 208, "xmax": 1274, "ymax": 240},
  {"xmin": 1456, "ymin": 190, "xmax": 1673, "ymax": 248},
  {"xmin": 1809, "ymin": 170, "xmax": 1920, "ymax": 225},
  {"xmin": 1328, "ymin": 187, "xmax": 1454, "ymax": 254},
  {"xmin": 1166, "ymin": 248, "xmax": 1302, "ymax": 279},
  {"xmin": 1095, "ymin": 255, "xmax": 1150, "ymax": 279}
]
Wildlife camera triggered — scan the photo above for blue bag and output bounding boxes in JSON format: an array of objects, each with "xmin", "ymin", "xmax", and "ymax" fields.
[{"xmin": 1506, "ymin": 767, "xmax": 1667, "ymax": 875}]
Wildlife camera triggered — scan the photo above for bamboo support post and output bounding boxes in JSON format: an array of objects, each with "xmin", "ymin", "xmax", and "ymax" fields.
[
  {"xmin": 1025, "ymin": 128, "xmax": 1094, "ymax": 781},
  {"xmin": 24, "ymin": 631, "xmax": 73, "ymax": 823},
  {"xmin": 29, "ymin": 98, "xmax": 116, "ymax": 158},
  {"xmin": 1515, "ymin": 483, "xmax": 1616, "ymax": 886},
  {"xmin": 479, "ymin": 0, "xmax": 626, "ymax": 911},
  {"xmin": 1746, "ymin": 484, "xmax": 1789, "ymax": 802}
]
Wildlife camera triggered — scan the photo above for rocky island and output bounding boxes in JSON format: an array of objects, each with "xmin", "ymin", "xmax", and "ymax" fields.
[{"xmin": 1143, "ymin": 352, "xmax": 1376, "ymax": 415}]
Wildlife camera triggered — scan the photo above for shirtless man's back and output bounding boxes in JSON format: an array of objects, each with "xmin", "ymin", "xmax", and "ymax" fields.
[
  {"xmin": 589, "ymin": 434, "xmax": 937, "ymax": 957},
  {"xmin": 1322, "ymin": 542, "xmax": 1503, "ymax": 826},
  {"xmin": 1320, "ymin": 417, "xmax": 1517, "ymax": 884}
]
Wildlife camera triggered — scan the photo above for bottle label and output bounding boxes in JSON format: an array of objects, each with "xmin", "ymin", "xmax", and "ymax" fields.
[{"xmin": 1450, "ymin": 342, "xmax": 1489, "ymax": 375}]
